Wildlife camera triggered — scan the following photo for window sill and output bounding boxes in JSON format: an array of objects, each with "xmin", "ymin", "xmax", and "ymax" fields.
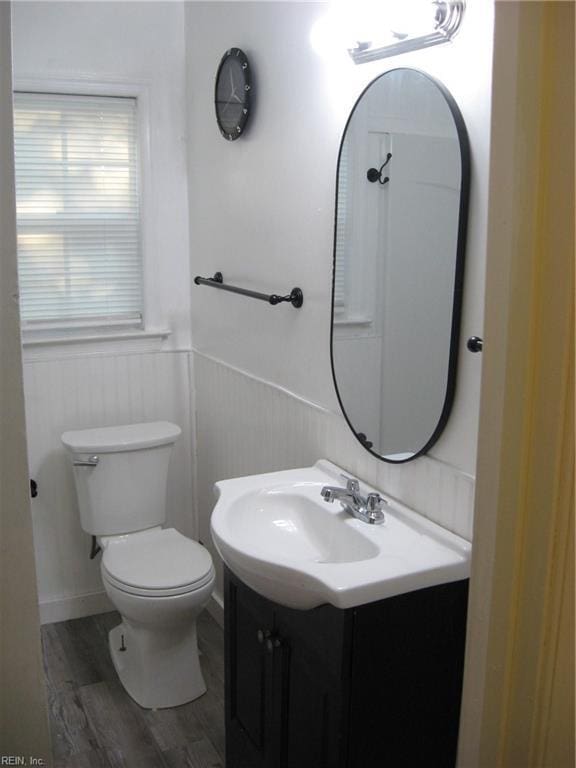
[
  {"xmin": 21, "ymin": 328, "xmax": 172, "ymax": 362},
  {"xmin": 333, "ymin": 316, "xmax": 373, "ymax": 327}
]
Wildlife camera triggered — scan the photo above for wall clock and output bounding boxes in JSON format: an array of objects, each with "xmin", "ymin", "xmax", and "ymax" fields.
[{"xmin": 214, "ymin": 48, "xmax": 252, "ymax": 141}]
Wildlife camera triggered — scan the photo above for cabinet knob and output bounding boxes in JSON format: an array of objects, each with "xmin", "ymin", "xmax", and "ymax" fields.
[
  {"xmin": 257, "ymin": 629, "xmax": 271, "ymax": 644},
  {"xmin": 257, "ymin": 629, "xmax": 282, "ymax": 652},
  {"xmin": 266, "ymin": 636, "xmax": 282, "ymax": 654}
]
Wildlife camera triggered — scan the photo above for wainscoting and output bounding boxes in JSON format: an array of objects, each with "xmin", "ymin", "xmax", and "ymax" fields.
[
  {"xmin": 23, "ymin": 349, "xmax": 194, "ymax": 624},
  {"xmin": 193, "ymin": 351, "xmax": 475, "ymax": 600},
  {"xmin": 25, "ymin": 346, "xmax": 475, "ymax": 624}
]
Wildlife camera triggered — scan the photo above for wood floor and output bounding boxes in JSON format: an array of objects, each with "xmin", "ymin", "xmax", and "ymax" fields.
[{"xmin": 41, "ymin": 611, "xmax": 225, "ymax": 768}]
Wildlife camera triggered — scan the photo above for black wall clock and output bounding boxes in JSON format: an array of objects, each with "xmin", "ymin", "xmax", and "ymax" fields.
[{"xmin": 214, "ymin": 48, "xmax": 252, "ymax": 141}]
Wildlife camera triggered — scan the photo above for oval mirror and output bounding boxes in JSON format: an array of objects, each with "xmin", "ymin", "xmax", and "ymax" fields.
[{"xmin": 331, "ymin": 68, "xmax": 470, "ymax": 463}]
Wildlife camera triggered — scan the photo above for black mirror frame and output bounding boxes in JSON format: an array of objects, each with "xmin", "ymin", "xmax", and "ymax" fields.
[{"xmin": 330, "ymin": 67, "xmax": 471, "ymax": 464}]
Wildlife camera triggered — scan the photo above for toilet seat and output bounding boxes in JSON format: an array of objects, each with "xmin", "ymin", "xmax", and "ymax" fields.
[
  {"xmin": 102, "ymin": 527, "xmax": 214, "ymax": 598},
  {"xmin": 103, "ymin": 567, "xmax": 215, "ymax": 598}
]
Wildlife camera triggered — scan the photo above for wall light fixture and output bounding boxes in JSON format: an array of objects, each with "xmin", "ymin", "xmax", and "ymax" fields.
[{"xmin": 347, "ymin": 0, "xmax": 466, "ymax": 64}]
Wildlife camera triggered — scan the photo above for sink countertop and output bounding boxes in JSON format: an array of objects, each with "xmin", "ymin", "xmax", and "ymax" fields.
[{"xmin": 210, "ymin": 460, "xmax": 471, "ymax": 610}]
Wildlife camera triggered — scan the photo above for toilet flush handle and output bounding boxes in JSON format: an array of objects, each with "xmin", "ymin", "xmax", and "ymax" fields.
[{"xmin": 73, "ymin": 454, "xmax": 100, "ymax": 467}]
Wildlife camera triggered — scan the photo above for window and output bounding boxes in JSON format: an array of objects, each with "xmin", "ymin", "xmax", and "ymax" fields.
[{"xmin": 13, "ymin": 92, "xmax": 143, "ymax": 332}]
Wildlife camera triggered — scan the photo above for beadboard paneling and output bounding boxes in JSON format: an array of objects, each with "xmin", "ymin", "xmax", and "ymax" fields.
[
  {"xmin": 194, "ymin": 352, "xmax": 475, "ymax": 600},
  {"xmin": 23, "ymin": 350, "xmax": 194, "ymax": 621}
]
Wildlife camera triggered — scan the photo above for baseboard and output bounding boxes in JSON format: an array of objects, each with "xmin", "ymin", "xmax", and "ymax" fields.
[
  {"xmin": 39, "ymin": 590, "xmax": 114, "ymax": 625},
  {"xmin": 206, "ymin": 590, "xmax": 224, "ymax": 628}
]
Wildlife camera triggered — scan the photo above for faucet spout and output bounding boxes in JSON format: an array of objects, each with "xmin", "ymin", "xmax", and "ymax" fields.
[{"xmin": 321, "ymin": 485, "xmax": 351, "ymax": 503}]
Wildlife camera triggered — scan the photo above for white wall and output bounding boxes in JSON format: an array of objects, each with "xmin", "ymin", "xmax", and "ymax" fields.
[
  {"xmin": 186, "ymin": 1, "xmax": 493, "ymax": 599},
  {"xmin": 11, "ymin": 1, "xmax": 194, "ymax": 622}
]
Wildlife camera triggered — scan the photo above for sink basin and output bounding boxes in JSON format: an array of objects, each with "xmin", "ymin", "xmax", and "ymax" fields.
[
  {"xmin": 210, "ymin": 460, "xmax": 471, "ymax": 610},
  {"xmin": 224, "ymin": 488, "xmax": 380, "ymax": 564}
]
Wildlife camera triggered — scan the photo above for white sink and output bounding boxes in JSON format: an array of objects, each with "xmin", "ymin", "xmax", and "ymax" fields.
[{"xmin": 210, "ymin": 460, "xmax": 471, "ymax": 610}]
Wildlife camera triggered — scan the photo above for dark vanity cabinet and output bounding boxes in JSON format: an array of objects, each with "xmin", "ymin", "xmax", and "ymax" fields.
[{"xmin": 224, "ymin": 567, "xmax": 469, "ymax": 768}]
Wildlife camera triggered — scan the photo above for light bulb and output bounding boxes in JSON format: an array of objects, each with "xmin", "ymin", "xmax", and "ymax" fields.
[{"xmin": 386, "ymin": 0, "xmax": 440, "ymax": 38}]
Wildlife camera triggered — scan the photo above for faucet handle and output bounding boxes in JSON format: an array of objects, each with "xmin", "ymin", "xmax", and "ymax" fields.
[
  {"xmin": 366, "ymin": 492, "xmax": 387, "ymax": 523},
  {"xmin": 340, "ymin": 474, "xmax": 360, "ymax": 493},
  {"xmin": 366, "ymin": 492, "xmax": 386, "ymax": 512}
]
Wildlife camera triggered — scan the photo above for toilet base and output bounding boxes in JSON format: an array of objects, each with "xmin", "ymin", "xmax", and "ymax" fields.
[{"xmin": 109, "ymin": 620, "xmax": 207, "ymax": 709}]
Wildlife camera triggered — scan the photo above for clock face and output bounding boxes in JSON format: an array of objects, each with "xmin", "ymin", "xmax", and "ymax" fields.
[{"xmin": 214, "ymin": 48, "xmax": 252, "ymax": 141}]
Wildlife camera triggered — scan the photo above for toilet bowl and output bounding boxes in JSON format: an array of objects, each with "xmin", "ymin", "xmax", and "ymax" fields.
[
  {"xmin": 61, "ymin": 422, "xmax": 215, "ymax": 709},
  {"xmin": 100, "ymin": 526, "xmax": 215, "ymax": 709}
]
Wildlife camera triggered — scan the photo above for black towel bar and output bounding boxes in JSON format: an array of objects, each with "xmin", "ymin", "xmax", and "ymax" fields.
[{"xmin": 194, "ymin": 272, "xmax": 303, "ymax": 308}]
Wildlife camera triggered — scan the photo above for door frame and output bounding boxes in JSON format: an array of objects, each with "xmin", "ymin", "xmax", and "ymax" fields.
[{"xmin": 457, "ymin": 3, "xmax": 574, "ymax": 766}]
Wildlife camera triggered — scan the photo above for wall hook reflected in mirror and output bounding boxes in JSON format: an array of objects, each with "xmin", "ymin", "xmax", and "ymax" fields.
[{"xmin": 367, "ymin": 153, "xmax": 392, "ymax": 184}]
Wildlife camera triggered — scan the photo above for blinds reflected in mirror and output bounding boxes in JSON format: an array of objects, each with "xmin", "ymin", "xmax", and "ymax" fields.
[
  {"xmin": 334, "ymin": 138, "xmax": 349, "ymax": 309},
  {"xmin": 13, "ymin": 92, "xmax": 143, "ymax": 330}
]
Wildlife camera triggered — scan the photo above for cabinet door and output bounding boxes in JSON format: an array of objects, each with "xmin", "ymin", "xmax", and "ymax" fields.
[
  {"xmin": 225, "ymin": 570, "xmax": 278, "ymax": 768},
  {"xmin": 274, "ymin": 603, "xmax": 350, "ymax": 768},
  {"xmin": 348, "ymin": 580, "xmax": 469, "ymax": 768}
]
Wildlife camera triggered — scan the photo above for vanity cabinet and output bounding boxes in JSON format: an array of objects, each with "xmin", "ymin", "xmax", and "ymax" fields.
[{"xmin": 224, "ymin": 566, "xmax": 468, "ymax": 768}]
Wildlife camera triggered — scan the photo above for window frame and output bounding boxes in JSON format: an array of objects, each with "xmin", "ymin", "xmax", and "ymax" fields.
[{"xmin": 13, "ymin": 76, "xmax": 155, "ymax": 344}]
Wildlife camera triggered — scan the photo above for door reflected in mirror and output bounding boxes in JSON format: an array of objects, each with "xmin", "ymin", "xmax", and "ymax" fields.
[{"xmin": 331, "ymin": 68, "xmax": 470, "ymax": 462}]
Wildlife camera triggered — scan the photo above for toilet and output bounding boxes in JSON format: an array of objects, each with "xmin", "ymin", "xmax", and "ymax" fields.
[{"xmin": 61, "ymin": 421, "xmax": 215, "ymax": 710}]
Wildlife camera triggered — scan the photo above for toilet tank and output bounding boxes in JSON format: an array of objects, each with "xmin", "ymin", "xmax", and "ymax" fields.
[{"xmin": 61, "ymin": 422, "xmax": 181, "ymax": 536}]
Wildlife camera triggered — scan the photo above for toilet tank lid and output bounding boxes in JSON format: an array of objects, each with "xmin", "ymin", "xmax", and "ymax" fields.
[{"xmin": 61, "ymin": 421, "xmax": 181, "ymax": 453}]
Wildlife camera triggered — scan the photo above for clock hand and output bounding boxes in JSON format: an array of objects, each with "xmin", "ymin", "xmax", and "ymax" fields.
[{"xmin": 219, "ymin": 69, "xmax": 235, "ymax": 115}]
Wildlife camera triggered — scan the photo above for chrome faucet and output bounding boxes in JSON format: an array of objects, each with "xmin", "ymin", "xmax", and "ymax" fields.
[{"xmin": 321, "ymin": 475, "xmax": 387, "ymax": 525}]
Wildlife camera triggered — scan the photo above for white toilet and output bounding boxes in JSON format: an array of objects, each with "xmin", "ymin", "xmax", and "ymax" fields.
[{"xmin": 61, "ymin": 421, "xmax": 215, "ymax": 710}]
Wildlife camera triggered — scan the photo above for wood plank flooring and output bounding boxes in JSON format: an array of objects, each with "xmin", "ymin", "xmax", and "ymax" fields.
[{"xmin": 41, "ymin": 611, "xmax": 225, "ymax": 768}]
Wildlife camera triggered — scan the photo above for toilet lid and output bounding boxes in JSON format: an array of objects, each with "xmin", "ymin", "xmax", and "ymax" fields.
[{"xmin": 102, "ymin": 528, "xmax": 213, "ymax": 592}]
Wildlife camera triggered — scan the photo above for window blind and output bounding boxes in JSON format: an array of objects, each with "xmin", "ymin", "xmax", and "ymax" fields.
[
  {"xmin": 334, "ymin": 139, "xmax": 349, "ymax": 308},
  {"xmin": 13, "ymin": 92, "xmax": 143, "ymax": 330}
]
